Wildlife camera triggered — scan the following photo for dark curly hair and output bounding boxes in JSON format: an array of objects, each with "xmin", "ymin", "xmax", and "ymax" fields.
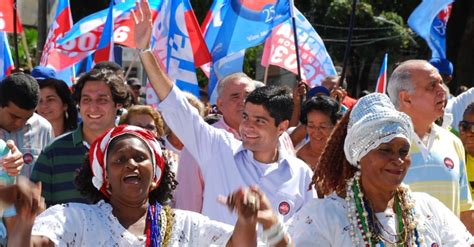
[
  {"xmin": 75, "ymin": 134, "xmax": 178, "ymax": 205},
  {"xmin": 300, "ymin": 95, "xmax": 342, "ymax": 125},
  {"xmin": 311, "ymin": 109, "xmax": 357, "ymax": 196},
  {"xmin": 72, "ymin": 69, "xmax": 128, "ymax": 106},
  {"xmin": 245, "ymin": 85, "xmax": 293, "ymax": 126}
]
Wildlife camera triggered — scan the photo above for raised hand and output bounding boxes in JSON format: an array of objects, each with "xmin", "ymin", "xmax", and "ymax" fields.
[
  {"xmin": 2, "ymin": 140, "xmax": 24, "ymax": 176},
  {"xmin": 132, "ymin": 0, "xmax": 153, "ymax": 49}
]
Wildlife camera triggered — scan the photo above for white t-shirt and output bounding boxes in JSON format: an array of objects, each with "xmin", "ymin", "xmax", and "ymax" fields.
[
  {"xmin": 287, "ymin": 192, "xmax": 474, "ymax": 246},
  {"xmin": 32, "ymin": 201, "xmax": 234, "ymax": 246}
]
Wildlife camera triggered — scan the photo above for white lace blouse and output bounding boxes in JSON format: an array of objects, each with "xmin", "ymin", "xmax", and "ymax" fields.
[
  {"xmin": 286, "ymin": 192, "xmax": 474, "ymax": 246},
  {"xmin": 32, "ymin": 200, "xmax": 233, "ymax": 246}
]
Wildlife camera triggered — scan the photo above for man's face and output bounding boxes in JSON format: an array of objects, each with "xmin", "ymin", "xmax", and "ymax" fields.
[
  {"xmin": 79, "ymin": 80, "xmax": 119, "ymax": 134},
  {"xmin": 239, "ymin": 103, "xmax": 285, "ymax": 153},
  {"xmin": 217, "ymin": 78, "xmax": 254, "ymax": 130},
  {"xmin": 460, "ymin": 112, "xmax": 474, "ymax": 156},
  {"xmin": 405, "ymin": 65, "xmax": 446, "ymax": 122},
  {"xmin": 0, "ymin": 102, "xmax": 35, "ymax": 132}
]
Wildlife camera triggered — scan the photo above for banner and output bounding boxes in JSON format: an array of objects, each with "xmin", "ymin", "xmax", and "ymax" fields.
[
  {"xmin": 40, "ymin": 0, "xmax": 76, "ymax": 84},
  {"xmin": 0, "ymin": 0, "xmax": 24, "ymax": 33},
  {"xmin": 375, "ymin": 53, "xmax": 388, "ymax": 94},
  {"xmin": 146, "ymin": 0, "xmax": 211, "ymax": 106},
  {"xmin": 261, "ymin": 8, "xmax": 336, "ymax": 87},
  {"xmin": 0, "ymin": 32, "xmax": 14, "ymax": 79},
  {"xmin": 94, "ymin": 2, "xmax": 115, "ymax": 63},
  {"xmin": 56, "ymin": 0, "xmax": 161, "ymax": 70},
  {"xmin": 408, "ymin": 0, "xmax": 454, "ymax": 59},
  {"xmin": 210, "ymin": 0, "xmax": 291, "ymax": 61}
]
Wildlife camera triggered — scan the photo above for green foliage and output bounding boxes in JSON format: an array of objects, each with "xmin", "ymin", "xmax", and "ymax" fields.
[{"xmin": 8, "ymin": 27, "xmax": 38, "ymax": 70}]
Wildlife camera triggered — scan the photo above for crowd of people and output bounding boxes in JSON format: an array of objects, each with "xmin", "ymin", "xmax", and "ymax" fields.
[{"xmin": 1, "ymin": 1, "xmax": 474, "ymax": 246}]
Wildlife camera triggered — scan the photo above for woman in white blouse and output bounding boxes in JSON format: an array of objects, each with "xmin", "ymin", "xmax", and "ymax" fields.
[
  {"xmin": 252, "ymin": 93, "xmax": 474, "ymax": 246},
  {"xmin": 7, "ymin": 125, "xmax": 262, "ymax": 246}
]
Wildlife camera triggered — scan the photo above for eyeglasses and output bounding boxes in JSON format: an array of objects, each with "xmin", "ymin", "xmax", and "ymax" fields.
[{"xmin": 459, "ymin": 121, "xmax": 474, "ymax": 133}]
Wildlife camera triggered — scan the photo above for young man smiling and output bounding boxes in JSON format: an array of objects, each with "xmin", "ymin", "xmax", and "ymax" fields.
[
  {"xmin": 134, "ymin": 1, "xmax": 314, "ymax": 225},
  {"xmin": 31, "ymin": 69, "xmax": 128, "ymax": 206}
]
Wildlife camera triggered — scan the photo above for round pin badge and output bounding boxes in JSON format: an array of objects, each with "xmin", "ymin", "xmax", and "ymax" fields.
[
  {"xmin": 444, "ymin": 157, "xmax": 454, "ymax": 169},
  {"xmin": 278, "ymin": 201, "xmax": 290, "ymax": 216},
  {"xmin": 23, "ymin": 153, "xmax": 34, "ymax": 165}
]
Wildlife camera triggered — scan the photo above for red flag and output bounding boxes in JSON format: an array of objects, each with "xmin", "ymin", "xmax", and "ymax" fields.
[
  {"xmin": 375, "ymin": 53, "xmax": 388, "ymax": 94},
  {"xmin": 0, "ymin": 0, "xmax": 24, "ymax": 33}
]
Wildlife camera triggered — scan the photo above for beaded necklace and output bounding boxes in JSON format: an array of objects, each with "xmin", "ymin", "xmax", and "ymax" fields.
[
  {"xmin": 345, "ymin": 171, "xmax": 424, "ymax": 246},
  {"xmin": 145, "ymin": 202, "xmax": 174, "ymax": 247}
]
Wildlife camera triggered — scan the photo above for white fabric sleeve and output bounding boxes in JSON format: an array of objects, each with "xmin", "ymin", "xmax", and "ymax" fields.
[
  {"xmin": 172, "ymin": 209, "xmax": 233, "ymax": 245},
  {"xmin": 418, "ymin": 193, "xmax": 474, "ymax": 245},
  {"xmin": 286, "ymin": 199, "xmax": 334, "ymax": 246},
  {"xmin": 32, "ymin": 204, "xmax": 84, "ymax": 246},
  {"xmin": 158, "ymin": 86, "xmax": 228, "ymax": 174}
]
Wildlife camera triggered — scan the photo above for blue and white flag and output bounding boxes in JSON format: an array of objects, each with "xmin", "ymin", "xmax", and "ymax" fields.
[{"xmin": 408, "ymin": 0, "xmax": 454, "ymax": 59}]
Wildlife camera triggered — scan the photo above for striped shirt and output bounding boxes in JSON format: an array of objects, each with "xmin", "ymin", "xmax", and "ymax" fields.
[
  {"xmin": 0, "ymin": 113, "xmax": 53, "ymax": 177},
  {"xmin": 31, "ymin": 125, "xmax": 89, "ymax": 206},
  {"xmin": 404, "ymin": 124, "xmax": 474, "ymax": 216}
]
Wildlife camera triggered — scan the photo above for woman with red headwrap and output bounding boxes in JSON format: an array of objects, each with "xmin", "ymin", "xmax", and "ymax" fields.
[{"xmin": 7, "ymin": 125, "xmax": 265, "ymax": 246}]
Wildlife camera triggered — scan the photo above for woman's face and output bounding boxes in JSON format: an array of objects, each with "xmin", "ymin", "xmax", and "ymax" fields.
[
  {"xmin": 106, "ymin": 136, "xmax": 155, "ymax": 205},
  {"xmin": 306, "ymin": 110, "xmax": 334, "ymax": 144},
  {"xmin": 37, "ymin": 87, "xmax": 67, "ymax": 123},
  {"xmin": 128, "ymin": 113, "xmax": 158, "ymax": 137},
  {"xmin": 359, "ymin": 137, "xmax": 411, "ymax": 193}
]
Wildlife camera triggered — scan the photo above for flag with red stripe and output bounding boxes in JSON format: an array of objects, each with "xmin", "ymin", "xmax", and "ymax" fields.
[{"xmin": 375, "ymin": 53, "xmax": 388, "ymax": 94}]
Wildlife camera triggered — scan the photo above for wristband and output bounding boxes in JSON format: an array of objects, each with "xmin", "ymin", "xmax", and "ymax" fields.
[{"xmin": 137, "ymin": 47, "xmax": 152, "ymax": 53}]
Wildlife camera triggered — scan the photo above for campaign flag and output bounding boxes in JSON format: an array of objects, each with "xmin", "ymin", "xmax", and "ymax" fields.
[
  {"xmin": 200, "ymin": 0, "xmax": 245, "ymax": 103},
  {"xmin": 94, "ymin": 2, "xmax": 115, "ymax": 64},
  {"xmin": 146, "ymin": 0, "xmax": 211, "ymax": 106},
  {"xmin": 408, "ymin": 0, "xmax": 454, "ymax": 59},
  {"xmin": 375, "ymin": 53, "xmax": 388, "ymax": 94},
  {"xmin": 39, "ymin": 0, "xmax": 77, "ymax": 85},
  {"xmin": 56, "ymin": 0, "xmax": 161, "ymax": 70},
  {"xmin": 261, "ymin": 8, "xmax": 336, "ymax": 87},
  {"xmin": 0, "ymin": 0, "xmax": 24, "ymax": 33},
  {"xmin": 0, "ymin": 32, "xmax": 14, "ymax": 79},
  {"xmin": 210, "ymin": 0, "xmax": 291, "ymax": 62}
]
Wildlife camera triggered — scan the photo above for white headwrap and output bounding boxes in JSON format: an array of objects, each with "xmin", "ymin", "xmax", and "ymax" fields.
[{"xmin": 344, "ymin": 93, "xmax": 414, "ymax": 166}]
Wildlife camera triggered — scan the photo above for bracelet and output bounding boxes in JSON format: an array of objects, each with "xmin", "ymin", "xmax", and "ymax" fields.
[
  {"xmin": 262, "ymin": 219, "xmax": 288, "ymax": 246},
  {"xmin": 136, "ymin": 47, "xmax": 152, "ymax": 53}
]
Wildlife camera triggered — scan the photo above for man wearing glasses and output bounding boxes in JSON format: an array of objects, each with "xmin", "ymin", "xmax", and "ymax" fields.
[{"xmin": 459, "ymin": 103, "xmax": 474, "ymax": 199}]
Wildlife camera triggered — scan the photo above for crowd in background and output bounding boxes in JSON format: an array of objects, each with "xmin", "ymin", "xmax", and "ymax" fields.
[{"xmin": 1, "ymin": 10, "xmax": 474, "ymax": 244}]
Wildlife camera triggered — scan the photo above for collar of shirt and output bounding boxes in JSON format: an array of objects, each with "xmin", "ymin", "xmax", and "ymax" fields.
[
  {"xmin": 73, "ymin": 124, "xmax": 88, "ymax": 148},
  {"xmin": 411, "ymin": 123, "xmax": 439, "ymax": 160},
  {"xmin": 213, "ymin": 118, "xmax": 241, "ymax": 140}
]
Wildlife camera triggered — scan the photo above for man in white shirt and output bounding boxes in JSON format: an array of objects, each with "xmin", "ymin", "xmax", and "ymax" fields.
[{"xmin": 134, "ymin": 2, "xmax": 315, "ymax": 224}]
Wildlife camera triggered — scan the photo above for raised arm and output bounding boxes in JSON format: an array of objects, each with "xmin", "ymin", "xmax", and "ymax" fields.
[{"xmin": 133, "ymin": 0, "xmax": 173, "ymax": 101}]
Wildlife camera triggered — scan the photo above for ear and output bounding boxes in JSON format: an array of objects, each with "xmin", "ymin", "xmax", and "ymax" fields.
[
  {"xmin": 277, "ymin": 119, "xmax": 289, "ymax": 136},
  {"xmin": 398, "ymin": 91, "xmax": 411, "ymax": 109},
  {"xmin": 149, "ymin": 181, "xmax": 158, "ymax": 192},
  {"xmin": 216, "ymin": 97, "xmax": 223, "ymax": 110}
]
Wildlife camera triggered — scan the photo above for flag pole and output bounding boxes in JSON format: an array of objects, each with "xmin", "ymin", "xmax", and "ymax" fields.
[
  {"xmin": 289, "ymin": 0, "xmax": 301, "ymax": 82},
  {"xmin": 13, "ymin": 0, "xmax": 20, "ymax": 70},
  {"xmin": 339, "ymin": 0, "xmax": 357, "ymax": 87},
  {"xmin": 125, "ymin": 52, "xmax": 140, "ymax": 79},
  {"xmin": 263, "ymin": 65, "xmax": 269, "ymax": 84},
  {"xmin": 20, "ymin": 32, "xmax": 32, "ymax": 69}
]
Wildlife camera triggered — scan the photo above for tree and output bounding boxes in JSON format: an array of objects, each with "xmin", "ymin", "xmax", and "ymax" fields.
[
  {"xmin": 306, "ymin": 0, "xmax": 417, "ymax": 96},
  {"xmin": 448, "ymin": 0, "xmax": 474, "ymax": 90}
]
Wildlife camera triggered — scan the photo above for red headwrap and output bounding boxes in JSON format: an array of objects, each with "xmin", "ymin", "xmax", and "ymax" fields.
[{"xmin": 89, "ymin": 125, "xmax": 165, "ymax": 198}]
